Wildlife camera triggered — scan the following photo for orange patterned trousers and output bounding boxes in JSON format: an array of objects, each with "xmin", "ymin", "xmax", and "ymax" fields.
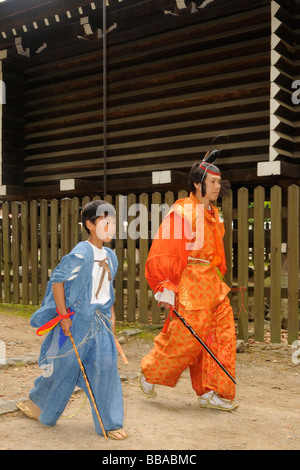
[{"xmin": 141, "ymin": 297, "xmax": 236, "ymax": 400}]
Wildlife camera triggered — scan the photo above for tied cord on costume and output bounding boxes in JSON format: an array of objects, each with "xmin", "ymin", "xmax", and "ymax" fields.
[{"xmin": 94, "ymin": 258, "xmax": 112, "ymax": 299}]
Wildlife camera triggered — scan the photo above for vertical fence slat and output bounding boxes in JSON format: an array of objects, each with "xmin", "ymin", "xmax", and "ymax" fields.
[
  {"xmin": 270, "ymin": 185, "xmax": 282, "ymax": 343},
  {"xmin": 40, "ymin": 200, "xmax": 48, "ymax": 299},
  {"xmin": 178, "ymin": 190, "xmax": 188, "ymax": 199},
  {"xmin": 115, "ymin": 195, "xmax": 125, "ymax": 321},
  {"xmin": 253, "ymin": 186, "xmax": 265, "ymax": 341},
  {"xmin": 287, "ymin": 184, "xmax": 299, "ymax": 344},
  {"xmin": 81, "ymin": 196, "xmax": 91, "ymax": 241},
  {"xmin": 127, "ymin": 193, "xmax": 136, "ymax": 322},
  {"xmin": 12, "ymin": 202, "xmax": 20, "ymax": 304},
  {"xmin": 21, "ymin": 201, "xmax": 29, "ymax": 305},
  {"xmin": 139, "ymin": 193, "xmax": 149, "ymax": 324},
  {"xmin": 61, "ymin": 198, "xmax": 72, "ymax": 257},
  {"xmin": 151, "ymin": 192, "xmax": 162, "ymax": 324},
  {"xmin": 3, "ymin": 202, "xmax": 11, "ymax": 303},
  {"xmin": 165, "ymin": 191, "xmax": 174, "ymax": 209},
  {"xmin": 50, "ymin": 199, "xmax": 59, "ymax": 270},
  {"xmin": 30, "ymin": 200, "xmax": 39, "ymax": 305},
  {"xmin": 71, "ymin": 197, "xmax": 80, "ymax": 249},
  {"xmin": 237, "ymin": 187, "xmax": 249, "ymax": 340},
  {"xmin": 222, "ymin": 189, "xmax": 233, "ymax": 290}
]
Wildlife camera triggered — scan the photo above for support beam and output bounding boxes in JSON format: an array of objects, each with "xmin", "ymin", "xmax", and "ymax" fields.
[{"xmin": 102, "ymin": 0, "xmax": 107, "ymax": 197}]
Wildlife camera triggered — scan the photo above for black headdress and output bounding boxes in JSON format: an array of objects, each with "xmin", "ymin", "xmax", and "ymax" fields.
[{"xmin": 200, "ymin": 149, "xmax": 221, "ymax": 178}]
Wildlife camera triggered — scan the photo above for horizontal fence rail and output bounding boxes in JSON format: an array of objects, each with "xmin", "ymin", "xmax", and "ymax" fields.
[{"xmin": 0, "ymin": 185, "xmax": 299, "ymax": 343}]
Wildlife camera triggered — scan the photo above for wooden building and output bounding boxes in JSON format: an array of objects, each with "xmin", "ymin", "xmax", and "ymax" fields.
[{"xmin": 0, "ymin": 0, "xmax": 299, "ymax": 200}]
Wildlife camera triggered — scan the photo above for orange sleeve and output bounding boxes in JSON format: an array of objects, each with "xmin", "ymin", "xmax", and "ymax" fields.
[{"xmin": 145, "ymin": 211, "xmax": 190, "ymax": 294}]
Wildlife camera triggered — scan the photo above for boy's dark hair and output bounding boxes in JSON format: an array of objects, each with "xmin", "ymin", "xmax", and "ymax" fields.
[{"xmin": 82, "ymin": 200, "xmax": 116, "ymax": 234}]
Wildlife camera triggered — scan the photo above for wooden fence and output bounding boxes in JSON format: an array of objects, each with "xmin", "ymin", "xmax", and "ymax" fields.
[{"xmin": 0, "ymin": 185, "xmax": 299, "ymax": 343}]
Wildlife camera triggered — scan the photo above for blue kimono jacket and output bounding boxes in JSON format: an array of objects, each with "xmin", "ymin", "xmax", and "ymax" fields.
[{"xmin": 29, "ymin": 241, "xmax": 123, "ymax": 435}]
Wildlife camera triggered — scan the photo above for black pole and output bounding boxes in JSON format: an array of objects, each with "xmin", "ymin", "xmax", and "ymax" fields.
[
  {"xmin": 172, "ymin": 308, "xmax": 236, "ymax": 384},
  {"xmin": 103, "ymin": 0, "xmax": 107, "ymax": 197}
]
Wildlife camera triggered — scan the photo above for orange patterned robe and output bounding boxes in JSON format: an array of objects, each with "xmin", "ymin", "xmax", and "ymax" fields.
[{"xmin": 141, "ymin": 192, "xmax": 236, "ymax": 400}]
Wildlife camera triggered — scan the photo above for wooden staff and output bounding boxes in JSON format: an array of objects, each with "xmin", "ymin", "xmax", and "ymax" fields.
[
  {"xmin": 172, "ymin": 308, "xmax": 236, "ymax": 385},
  {"xmin": 68, "ymin": 331, "xmax": 108, "ymax": 440}
]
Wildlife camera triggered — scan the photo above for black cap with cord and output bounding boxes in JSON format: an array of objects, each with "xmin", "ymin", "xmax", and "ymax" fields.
[{"xmin": 188, "ymin": 135, "xmax": 231, "ymax": 198}]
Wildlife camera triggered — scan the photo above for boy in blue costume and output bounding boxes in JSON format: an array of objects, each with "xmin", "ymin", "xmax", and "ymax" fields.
[{"xmin": 17, "ymin": 200, "xmax": 127, "ymax": 440}]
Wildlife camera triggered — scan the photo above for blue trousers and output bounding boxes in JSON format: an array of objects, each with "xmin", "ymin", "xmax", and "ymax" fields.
[{"xmin": 30, "ymin": 307, "xmax": 124, "ymax": 435}]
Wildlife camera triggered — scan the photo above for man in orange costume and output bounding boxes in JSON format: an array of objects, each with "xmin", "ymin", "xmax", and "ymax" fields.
[{"xmin": 140, "ymin": 155, "xmax": 237, "ymax": 411}]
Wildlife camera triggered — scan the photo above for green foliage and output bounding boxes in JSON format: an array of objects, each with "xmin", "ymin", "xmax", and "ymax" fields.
[
  {"xmin": 0, "ymin": 303, "xmax": 38, "ymax": 319},
  {"xmin": 248, "ymin": 201, "xmax": 271, "ymax": 226}
]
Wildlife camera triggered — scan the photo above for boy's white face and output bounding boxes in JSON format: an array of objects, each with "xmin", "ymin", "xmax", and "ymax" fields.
[{"xmin": 95, "ymin": 215, "xmax": 116, "ymax": 242}]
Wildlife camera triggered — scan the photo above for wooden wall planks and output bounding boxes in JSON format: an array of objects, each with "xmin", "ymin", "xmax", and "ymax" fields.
[
  {"xmin": 0, "ymin": 0, "xmax": 299, "ymax": 198},
  {"xmin": 21, "ymin": 4, "xmax": 272, "ymax": 192}
]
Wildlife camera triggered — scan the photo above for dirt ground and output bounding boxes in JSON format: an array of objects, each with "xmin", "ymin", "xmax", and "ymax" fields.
[{"xmin": 0, "ymin": 311, "xmax": 299, "ymax": 451}]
